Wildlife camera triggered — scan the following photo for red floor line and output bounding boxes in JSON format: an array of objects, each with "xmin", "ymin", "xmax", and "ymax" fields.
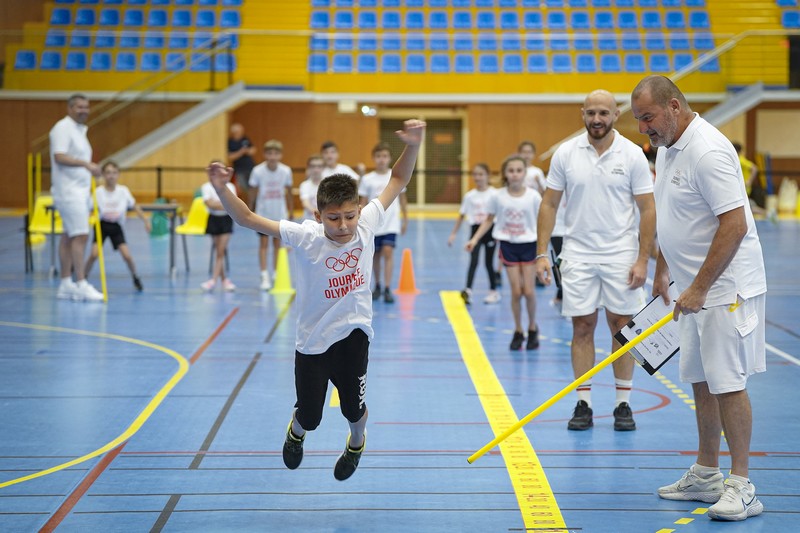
[{"xmin": 38, "ymin": 310, "xmax": 239, "ymax": 532}]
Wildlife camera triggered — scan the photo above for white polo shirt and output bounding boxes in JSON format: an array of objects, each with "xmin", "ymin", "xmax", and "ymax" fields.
[
  {"xmin": 460, "ymin": 187, "xmax": 497, "ymax": 226},
  {"xmin": 249, "ymin": 161, "xmax": 293, "ymax": 219},
  {"xmin": 49, "ymin": 115, "xmax": 92, "ymax": 201},
  {"xmin": 487, "ymin": 187, "xmax": 541, "ymax": 243},
  {"xmin": 654, "ymin": 114, "xmax": 767, "ymax": 306},
  {"xmin": 358, "ymin": 170, "xmax": 405, "ymax": 236},
  {"xmin": 280, "ymin": 198, "xmax": 385, "ymax": 354},
  {"xmin": 547, "ymin": 130, "xmax": 653, "ymax": 263}
]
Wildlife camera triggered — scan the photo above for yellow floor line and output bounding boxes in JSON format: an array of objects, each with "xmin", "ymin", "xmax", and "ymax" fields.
[
  {"xmin": 0, "ymin": 321, "xmax": 189, "ymax": 489},
  {"xmin": 440, "ymin": 291, "xmax": 567, "ymax": 532}
]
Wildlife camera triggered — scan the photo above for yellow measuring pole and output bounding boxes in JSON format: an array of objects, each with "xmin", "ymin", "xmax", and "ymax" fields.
[
  {"xmin": 90, "ymin": 180, "xmax": 108, "ymax": 302},
  {"xmin": 468, "ymin": 311, "xmax": 674, "ymax": 464}
]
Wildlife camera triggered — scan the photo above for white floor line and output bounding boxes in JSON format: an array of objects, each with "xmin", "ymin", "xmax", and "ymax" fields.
[{"xmin": 766, "ymin": 343, "xmax": 800, "ymax": 366}]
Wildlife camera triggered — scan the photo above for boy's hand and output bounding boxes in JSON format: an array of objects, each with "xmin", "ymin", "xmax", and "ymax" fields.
[
  {"xmin": 396, "ymin": 119, "xmax": 426, "ymax": 147},
  {"xmin": 207, "ymin": 162, "xmax": 233, "ymax": 189}
]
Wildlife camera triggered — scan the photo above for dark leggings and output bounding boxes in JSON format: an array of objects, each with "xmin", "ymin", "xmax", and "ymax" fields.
[
  {"xmin": 551, "ymin": 235, "xmax": 563, "ymax": 300},
  {"xmin": 467, "ymin": 224, "xmax": 497, "ymax": 290}
]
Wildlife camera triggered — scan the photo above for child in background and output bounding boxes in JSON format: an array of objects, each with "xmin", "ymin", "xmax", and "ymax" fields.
[
  {"xmin": 84, "ymin": 161, "xmax": 150, "ymax": 291},
  {"xmin": 299, "ymin": 154, "xmax": 324, "ymax": 221},
  {"xmin": 466, "ymin": 156, "xmax": 542, "ymax": 350},
  {"xmin": 207, "ymin": 120, "xmax": 425, "ymax": 481},
  {"xmin": 518, "ymin": 140, "xmax": 547, "ymax": 195},
  {"xmin": 448, "ymin": 163, "xmax": 500, "ymax": 305},
  {"xmin": 358, "ymin": 142, "xmax": 408, "ymax": 304},
  {"xmin": 320, "ymin": 140, "xmax": 360, "ymax": 181},
  {"xmin": 201, "ymin": 164, "xmax": 237, "ymax": 292},
  {"xmin": 249, "ymin": 140, "xmax": 294, "ymax": 291}
]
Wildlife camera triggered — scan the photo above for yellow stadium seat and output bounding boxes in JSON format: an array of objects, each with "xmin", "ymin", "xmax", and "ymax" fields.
[{"xmin": 25, "ymin": 194, "xmax": 62, "ymax": 274}]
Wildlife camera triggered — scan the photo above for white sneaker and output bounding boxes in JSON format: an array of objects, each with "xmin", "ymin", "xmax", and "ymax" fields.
[
  {"xmin": 201, "ymin": 279, "xmax": 216, "ymax": 292},
  {"xmin": 260, "ymin": 272, "xmax": 272, "ymax": 291},
  {"xmin": 57, "ymin": 279, "xmax": 78, "ymax": 300},
  {"xmin": 223, "ymin": 279, "xmax": 236, "ymax": 292},
  {"xmin": 658, "ymin": 464, "xmax": 724, "ymax": 502},
  {"xmin": 707, "ymin": 478, "xmax": 764, "ymax": 521},
  {"xmin": 75, "ymin": 280, "xmax": 104, "ymax": 302},
  {"xmin": 483, "ymin": 290, "xmax": 501, "ymax": 304}
]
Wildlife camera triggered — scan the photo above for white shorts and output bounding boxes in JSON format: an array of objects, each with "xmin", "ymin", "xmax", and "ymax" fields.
[
  {"xmin": 54, "ymin": 197, "xmax": 90, "ymax": 237},
  {"xmin": 560, "ymin": 259, "xmax": 646, "ymax": 317},
  {"xmin": 678, "ymin": 293, "xmax": 766, "ymax": 394}
]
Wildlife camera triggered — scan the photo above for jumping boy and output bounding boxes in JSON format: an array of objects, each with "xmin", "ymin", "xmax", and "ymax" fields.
[{"xmin": 207, "ymin": 119, "xmax": 425, "ymax": 480}]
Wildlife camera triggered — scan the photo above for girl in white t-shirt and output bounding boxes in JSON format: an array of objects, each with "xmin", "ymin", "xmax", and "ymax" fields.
[
  {"xmin": 448, "ymin": 163, "xmax": 499, "ymax": 305},
  {"xmin": 299, "ymin": 154, "xmax": 324, "ymax": 221},
  {"xmin": 201, "ymin": 171, "xmax": 237, "ymax": 292},
  {"xmin": 466, "ymin": 156, "xmax": 542, "ymax": 351}
]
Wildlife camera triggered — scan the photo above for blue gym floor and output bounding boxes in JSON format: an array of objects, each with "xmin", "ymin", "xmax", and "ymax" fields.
[{"xmin": 0, "ymin": 213, "xmax": 797, "ymax": 532}]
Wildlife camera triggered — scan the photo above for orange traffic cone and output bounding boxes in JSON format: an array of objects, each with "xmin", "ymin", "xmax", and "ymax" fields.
[{"xmin": 396, "ymin": 248, "xmax": 420, "ymax": 294}]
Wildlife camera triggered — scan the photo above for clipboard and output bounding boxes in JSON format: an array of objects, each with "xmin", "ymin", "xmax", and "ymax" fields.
[{"xmin": 614, "ymin": 282, "xmax": 680, "ymax": 375}]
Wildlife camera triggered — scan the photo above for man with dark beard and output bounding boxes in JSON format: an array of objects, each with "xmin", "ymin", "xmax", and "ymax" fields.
[{"xmin": 536, "ymin": 89, "xmax": 656, "ymax": 432}]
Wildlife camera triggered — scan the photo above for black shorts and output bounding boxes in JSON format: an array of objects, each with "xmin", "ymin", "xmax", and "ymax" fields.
[
  {"xmin": 293, "ymin": 329, "xmax": 370, "ymax": 430},
  {"xmin": 499, "ymin": 240, "xmax": 537, "ymax": 266},
  {"xmin": 206, "ymin": 214, "xmax": 233, "ymax": 235},
  {"xmin": 92, "ymin": 220, "xmax": 126, "ymax": 250}
]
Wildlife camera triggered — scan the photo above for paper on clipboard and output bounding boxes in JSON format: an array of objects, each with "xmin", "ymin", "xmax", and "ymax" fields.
[{"xmin": 614, "ymin": 283, "xmax": 680, "ymax": 375}]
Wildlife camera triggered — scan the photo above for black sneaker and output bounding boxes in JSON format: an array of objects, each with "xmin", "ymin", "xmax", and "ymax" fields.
[
  {"xmin": 383, "ymin": 287, "xmax": 394, "ymax": 304},
  {"xmin": 282, "ymin": 423, "xmax": 305, "ymax": 469},
  {"xmin": 613, "ymin": 402, "xmax": 637, "ymax": 431},
  {"xmin": 509, "ymin": 331, "xmax": 525, "ymax": 350},
  {"xmin": 333, "ymin": 434, "xmax": 365, "ymax": 481},
  {"xmin": 372, "ymin": 285, "xmax": 381, "ymax": 301},
  {"xmin": 526, "ymin": 328, "xmax": 539, "ymax": 350},
  {"xmin": 133, "ymin": 276, "xmax": 143, "ymax": 292},
  {"xmin": 460, "ymin": 288, "xmax": 472, "ymax": 305},
  {"xmin": 568, "ymin": 400, "xmax": 593, "ymax": 431}
]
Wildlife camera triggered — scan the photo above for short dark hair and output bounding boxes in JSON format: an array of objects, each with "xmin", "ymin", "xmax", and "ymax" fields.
[
  {"xmin": 732, "ymin": 142, "xmax": 743, "ymax": 154},
  {"xmin": 101, "ymin": 160, "xmax": 119, "ymax": 172},
  {"xmin": 518, "ymin": 140, "xmax": 536, "ymax": 153},
  {"xmin": 321, "ymin": 140, "xmax": 338, "ymax": 152},
  {"xmin": 67, "ymin": 93, "xmax": 87, "ymax": 107},
  {"xmin": 372, "ymin": 142, "xmax": 391, "ymax": 156},
  {"xmin": 317, "ymin": 174, "xmax": 359, "ymax": 211},
  {"xmin": 500, "ymin": 155, "xmax": 526, "ymax": 186}
]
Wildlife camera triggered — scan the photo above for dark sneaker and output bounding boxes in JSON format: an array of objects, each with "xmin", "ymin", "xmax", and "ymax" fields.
[
  {"xmin": 526, "ymin": 328, "xmax": 539, "ymax": 350},
  {"xmin": 334, "ymin": 434, "xmax": 365, "ymax": 481},
  {"xmin": 133, "ymin": 276, "xmax": 143, "ymax": 292},
  {"xmin": 372, "ymin": 285, "xmax": 381, "ymax": 301},
  {"xmin": 509, "ymin": 331, "xmax": 525, "ymax": 350},
  {"xmin": 495, "ymin": 271, "xmax": 502, "ymax": 288},
  {"xmin": 383, "ymin": 287, "xmax": 394, "ymax": 304},
  {"xmin": 613, "ymin": 402, "xmax": 637, "ymax": 431},
  {"xmin": 282, "ymin": 423, "xmax": 305, "ymax": 470},
  {"xmin": 460, "ymin": 288, "xmax": 472, "ymax": 305},
  {"xmin": 568, "ymin": 400, "xmax": 593, "ymax": 430}
]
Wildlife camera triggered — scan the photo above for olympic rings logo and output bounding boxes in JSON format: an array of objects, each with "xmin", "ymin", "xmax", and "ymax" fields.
[
  {"xmin": 504, "ymin": 209, "xmax": 524, "ymax": 221},
  {"xmin": 325, "ymin": 247, "xmax": 362, "ymax": 272}
]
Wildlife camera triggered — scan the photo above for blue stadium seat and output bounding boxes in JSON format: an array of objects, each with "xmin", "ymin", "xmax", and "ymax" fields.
[
  {"xmin": 571, "ymin": 12, "xmax": 590, "ymax": 29},
  {"xmin": 151, "ymin": 0, "xmax": 170, "ymax": 4},
  {"xmin": 477, "ymin": 11, "xmax": 495, "ymax": 29},
  {"xmin": 625, "ymin": 53, "xmax": 645, "ymax": 72},
  {"xmin": 479, "ymin": 54, "xmax": 499, "ymax": 73},
  {"xmin": 455, "ymin": 54, "xmax": 474, "ymax": 73},
  {"xmin": 190, "ymin": 52, "xmax": 211, "ymax": 72},
  {"xmin": 41, "ymin": 51, "xmax": 62, "ymax": 70},
  {"xmin": 65, "ymin": 51, "xmax": 87, "ymax": 70},
  {"xmin": 308, "ymin": 54, "xmax": 327, "ymax": 72},
  {"xmin": 548, "ymin": 11, "xmax": 567, "ymax": 29},
  {"xmin": 600, "ymin": 53, "xmax": 621, "ymax": 72},
  {"xmin": 783, "ymin": 11, "xmax": 800, "ymax": 28},
  {"xmin": 546, "ymin": 0, "xmax": 565, "ymax": 5},
  {"xmin": 689, "ymin": 11, "xmax": 711, "ymax": 29},
  {"xmin": 642, "ymin": 11, "xmax": 661, "ymax": 29},
  {"xmin": 406, "ymin": 54, "xmax": 425, "ymax": 73},
  {"xmin": 359, "ymin": 11, "xmax": 377, "ymax": 29},
  {"xmin": 172, "ymin": 10, "xmax": 192, "ymax": 27},
  {"xmin": 621, "ymin": 34, "xmax": 641, "ymax": 50},
  {"xmin": 382, "ymin": 54, "xmax": 401, "ymax": 73},
  {"xmin": 595, "ymin": 11, "xmax": 614, "ymax": 29},
  {"xmin": 382, "ymin": 0, "xmax": 400, "ymax": 6},
  {"xmin": 406, "ymin": 11, "xmax": 424, "ymax": 29},
  {"xmin": 665, "ymin": 11, "xmax": 685, "ymax": 29},
  {"xmin": 618, "ymin": 11, "xmax": 637, "ymax": 29},
  {"xmin": 431, "ymin": 54, "xmax": 450, "ymax": 73},
  {"xmin": 524, "ymin": 12, "xmax": 543, "ymax": 29},
  {"xmin": 591, "ymin": 0, "xmax": 611, "ymax": 5},
  {"xmin": 311, "ymin": 11, "xmax": 329, "ymax": 29},
  {"xmin": 312, "ymin": 0, "xmax": 330, "ymax": 4},
  {"xmin": 430, "ymin": 33, "xmax": 448, "ymax": 50},
  {"xmin": 552, "ymin": 54, "xmax": 572, "ymax": 72},
  {"xmin": 218, "ymin": 33, "xmax": 239, "ymax": 49},
  {"xmin": 199, "ymin": 0, "xmax": 219, "ymax": 5},
  {"xmin": 46, "ymin": 30, "xmax": 67, "ymax": 47},
  {"xmin": 90, "ymin": 51, "xmax": 111, "ymax": 71},
  {"xmin": 123, "ymin": 9, "xmax": 144, "ymax": 27},
  {"xmin": 382, "ymin": 33, "xmax": 401, "ymax": 50},
  {"xmin": 357, "ymin": 54, "xmax": 377, "ymax": 73},
  {"xmin": 332, "ymin": 54, "xmax": 352, "ymax": 73},
  {"xmin": 333, "ymin": 35, "xmax": 353, "ymax": 50},
  {"xmin": 685, "ymin": 0, "xmax": 706, "ymax": 5},
  {"xmin": 174, "ymin": 0, "xmax": 195, "ymax": 5},
  {"xmin": 14, "ymin": 50, "xmax": 36, "ymax": 70},
  {"xmin": 475, "ymin": 0, "xmax": 494, "ymax": 6},
  {"xmin": 576, "ymin": 54, "xmax": 596, "ymax": 72},
  {"xmin": 662, "ymin": 0, "xmax": 681, "ymax": 5},
  {"xmin": 335, "ymin": 11, "xmax": 353, "ymax": 29},
  {"xmin": 193, "ymin": 31, "xmax": 214, "ymax": 49},
  {"xmin": 405, "ymin": 0, "xmax": 423, "ymax": 6},
  {"xmin": 503, "ymin": 54, "xmax": 523, "ymax": 72},
  {"xmin": 141, "ymin": 52, "xmax": 162, "ymax": 72},
  {"xmin": 502, "ymin": 34, "xmax": 521, "ymax": 50},
  {"xmin": 638, "ymin": 0, "xmax": 657, "ymax": 6},
  {"xmin": 79, "ymin": 0, "xmax": 100, "ymax": 3},
  {"xmin": 148, "ymin": 9, "xmax": 168, "ymax": 27},
  {"xmin": 74, "ymin": 8, "xmax": 95, "ymax": 25},
  {"xmin": 569, "ymin": 0, "xmax": 588, "ymax": 6},
  {"xmin": 165, "ymin": 52, "xmax": 186, "ymax": 71},
  {"xmin": 699, "ymin": 55, "xmax": 720, "ymax": 72},
  {"xmin": 311, "ymin": 35, "xmax": 328, "ymax": 50},
  {"xmin": 693, "ymin": 33, "xmax": 715, "ymax": 49},
  {"xmin": 215, "ymin": 53, "xmax": 236, "ymax": 72},
  {"xmin": 598, "ymin": 34, "xmax": 617, "ymax": 50},
  {"xmin": 650, "ymin": 53, "xmax": 670, "ymax": 72},
  {"xmin": 645, "ymin": 33, "xmax": 666, "ymax": 50},
  {"xmin": 220, "ymin": 10, "xmax": 241, "ymax": 28},
  {"xmin": 527, "ymin": 54, "xmax": 547, "ymax": 72},
  {"xmin": 526, "ymin": 35, "xmax": 545, "ymax": 50},
  {"xmin": 430, "ymin": 0, "xmax": 448, "ymax": 5},
  {"xmin": 452, "ymin": 0, "xmax": 469, "ymax": 5},
  {"xmin": 95, "ymin": 30, "xmax": 115, "ymax": 48},
  {"xmin": 196, "ymin": 10, "xmax": 216, "ymax": 28},
  {"xmin": 453, "ymin": 11, "xmax": 472, "ymax": 29},
  {"xmin": 501, "ymin": 12, "xmax": 519, "ymax": 29},
  {"xmin": 478, "ymin": 33, "xmax": 497, "ymax": 50},
  {"xmin": 454, "ymin": 33, "xmax": 473, "ymax": 50},
  {"xmin": 429, "ymin": 11, "xmax": 448, "ymax": 29},
  {"xmin": 359, "ymin": 34, "xmax": 377, "ymax": 50},
  {"xmin": 615, "ymin": 0, "xmax": 633, "ymax": 5},
  {"xmin": 169, "ymin": 32, "xmax": 190, "ymax": 49},
  {"xmin": 551, "ymin": 33, "xmax": 569, "ymax": 50},
  {"xmin": 674, "ymin": 53, "xmax": 693, "ymax": 70},
  {"xmin": 119, "ymin": 32, "xmax": 141, "ymax": 48},
  {"xmin": 382, "ymin": 11, "xmax": 400, "ymax": 29},
  {"xmin": 574, "ymin": 33, "xmax": 593, "ymax": 50},
  {"xmin": 99, "ymin": 8, "xmax": 120, "ymax": 26},
  {"xmin": 406, "ymin": 33, "xmax": 424, "ymax": 50},
  {"xmin": 669, "ymin": 34, "xmax": 690, "ymax": 50},
  {"xmin": 70, "ymin": 30, "xmax": 91, "ymax": 47}
]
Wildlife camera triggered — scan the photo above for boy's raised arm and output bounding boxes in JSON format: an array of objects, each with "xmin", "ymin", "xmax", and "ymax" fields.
[
  {"xmin": 377, "ymin": 120, "xmax": 425, "ymax": 211},
  {"xmin": 207, "ymin": 162, "xmax": 281, "ymax": 238}
]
